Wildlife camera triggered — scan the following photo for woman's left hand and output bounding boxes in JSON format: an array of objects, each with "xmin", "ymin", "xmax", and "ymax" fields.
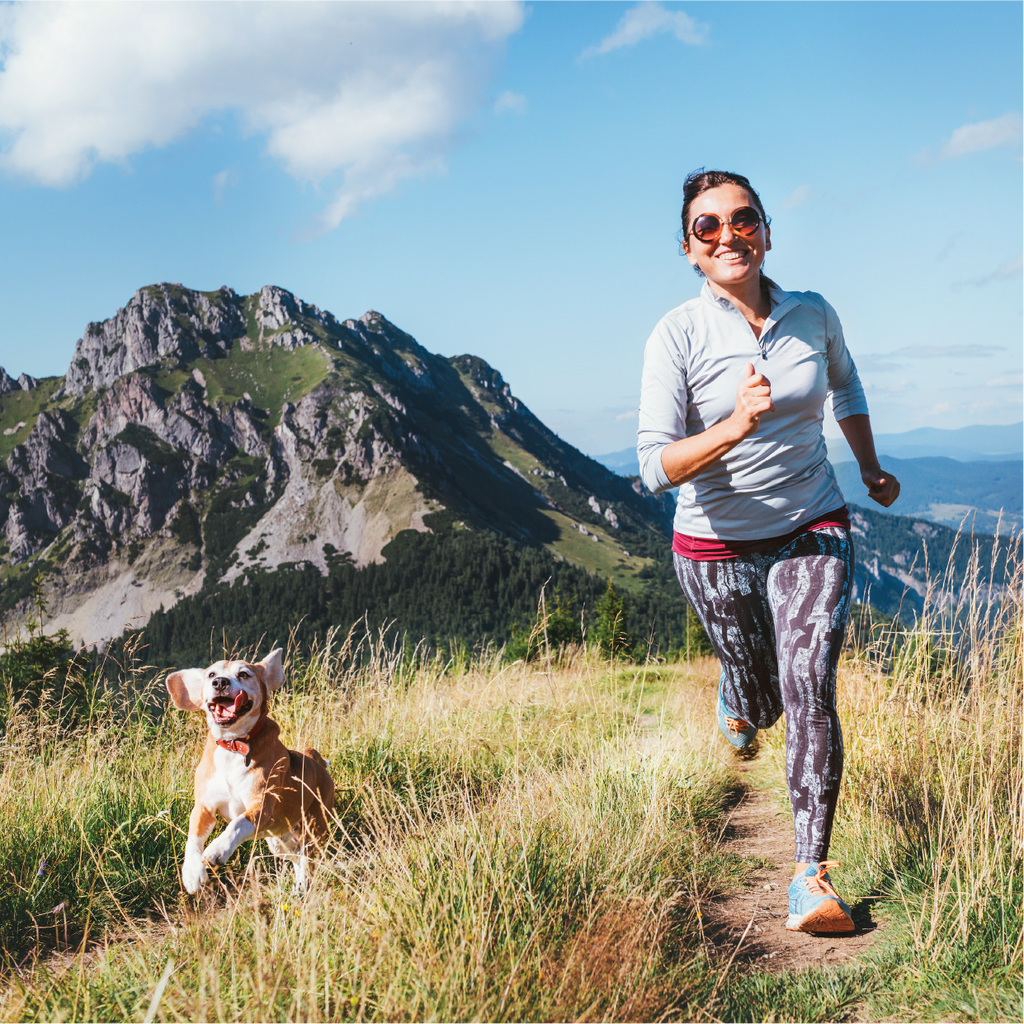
[{"xmin": 861, "ymin": 466, "xmax": 900, "ymax": 508}]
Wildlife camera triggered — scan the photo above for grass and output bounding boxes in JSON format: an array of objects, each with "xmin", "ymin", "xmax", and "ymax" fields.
[
  {"xmin": 0, "ymin": 534, "xmax": 1020, "ymax": 1022},
  {"xmin": 0, "ymin": 644, "xmax": 743, "ymax": 1022},
  {"xmin": 0, "ymin": 379, "xmax": 65, "ymax": 463}
]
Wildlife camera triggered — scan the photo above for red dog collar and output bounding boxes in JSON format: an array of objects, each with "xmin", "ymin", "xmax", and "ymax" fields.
[{"xmin": 216, "ymin": 712, "xmax": 267, "ymax": 764}]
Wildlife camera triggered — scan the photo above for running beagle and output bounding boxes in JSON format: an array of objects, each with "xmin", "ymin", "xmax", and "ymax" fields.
[{"xmin": 166, "ymin": 648, "xmax": 335, "ymax": 893}]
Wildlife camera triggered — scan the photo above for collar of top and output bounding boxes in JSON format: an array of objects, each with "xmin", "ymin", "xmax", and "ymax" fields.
[{"xmin": 700, "ymin": 279, "xmax": 801, "ymax": 324}]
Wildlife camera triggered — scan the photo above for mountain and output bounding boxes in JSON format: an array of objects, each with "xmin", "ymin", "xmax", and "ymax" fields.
[
  {"xmin": 824, "ymin": 423, "xmax": 1022, "ymax": 464},
  {"xmin": 0, "ymin": 283, "xmax": 674, "ymax": 648},
  {"xmin": 596, "ymin": 428, "xmax": 1023, "ymax": 537},
  {"xmin": 831, "ymin": 458, "xmax": 1021, "ymax": 536},
  {"xmin": 596, "ymin": 423, "xmax": 1023, "ymax": 478},
  {"xmin": 589, "ymin": 446, "xmax": 1011, "ymax": 614}
]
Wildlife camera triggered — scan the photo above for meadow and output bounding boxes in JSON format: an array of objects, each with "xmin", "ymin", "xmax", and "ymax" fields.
[{"xmin": 0, "ymin": 538, "xmax": 1019, "ymax": 1023}]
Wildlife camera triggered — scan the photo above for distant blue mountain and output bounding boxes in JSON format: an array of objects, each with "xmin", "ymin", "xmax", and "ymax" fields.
[
  {"xmin": 593, "ymin": 423, "xmax": 1023, "ymax": 536},
  {"xmin": 824, "ymin": 422, "xmax": 1022, "ymax": 464},
  {"xmin": 595, "ymin": 447, "xmax": 641, "ymax": 477},
  {"xmin": 595, "ymin": 423, "xmax": 1023, "ymax": 477}
]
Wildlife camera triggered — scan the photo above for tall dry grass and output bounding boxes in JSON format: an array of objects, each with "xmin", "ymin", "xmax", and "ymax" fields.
[{"xmin": 0, "ymin": 639, "xmax": 744, "ymax": 1022}]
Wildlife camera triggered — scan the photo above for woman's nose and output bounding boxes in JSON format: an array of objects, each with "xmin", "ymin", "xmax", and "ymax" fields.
[{"xmin": 718, "ymin": 222, "xmax": 737, "ymax": 243}]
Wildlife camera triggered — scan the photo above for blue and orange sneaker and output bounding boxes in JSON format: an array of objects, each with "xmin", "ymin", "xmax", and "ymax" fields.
[
  {"xmin": 786, "ymin": 861, "xmax": 855, "ymax": 934},
  {"xmin": 717, "ymin": 673, "xmax": 757, "ymax": 749}
]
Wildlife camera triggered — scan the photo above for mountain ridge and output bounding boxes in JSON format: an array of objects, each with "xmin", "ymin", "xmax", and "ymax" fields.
[{"xmin": 0, "ymin": 283, "xmax": 673, "ymax": 646}]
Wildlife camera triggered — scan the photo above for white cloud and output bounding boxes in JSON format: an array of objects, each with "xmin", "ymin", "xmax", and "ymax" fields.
[
  {"xmin": 780, "ymin": 184, "xmax": 812, "ymax": 211},
  {"xmin": 212, "ymin": 168, "xmax": 238, "ymax": 207},
  {"xmin": 985, "ymin": 373, "xmax": 1024, "ymax": 388},
  {"xmin": 862, "ymin": 379, "xmax": 915, "ymax": 394},
  {"xmin": 954, "ymin": 253, "xmax": 1024, "ymax": 289},
  {"xmin": 891, "ymin": 344, "xmax": 1005, "ymax": 359},
  {"xmin": 494, "ymin": 90, "xmax": 527, "ymax": 116},
  {"xmin": 581, "ymin": 2, "xmax": 708, "ymax": 58},
  {"xmin": 924, "ymin": 112, "xmax": 1023, "ymax": 162},
  {"xmin": 614, "ymin": 409, "xmax": 638, "ymax": 422},
  {"xmin": 0, "ymin": 2, "xmax": 524, "ymax": 230}
]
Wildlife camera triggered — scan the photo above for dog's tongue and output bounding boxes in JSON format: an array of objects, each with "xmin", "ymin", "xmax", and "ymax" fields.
[{"xmin": 233, "ymin": 691, "xmax": 248, "ymax": 712}]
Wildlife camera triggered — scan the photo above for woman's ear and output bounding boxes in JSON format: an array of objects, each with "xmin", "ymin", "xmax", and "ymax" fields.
[{"xmin": 764, "ymin": 224, "xmax": 772, "ymax": 252}]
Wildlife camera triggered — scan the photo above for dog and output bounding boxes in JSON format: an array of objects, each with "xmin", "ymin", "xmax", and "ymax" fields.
[{"xmin": 166, "ymin": 648, "xmax": 335, "ymax": 893}]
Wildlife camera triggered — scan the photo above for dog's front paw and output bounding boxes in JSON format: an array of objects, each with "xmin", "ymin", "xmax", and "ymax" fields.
[
  {"xmin": 182, "ymin": 854, "xmax": 208, "ymax": 893},
  {"xmin": 203, "ymin": 834, "xmax": 234, "ymax": 867}
]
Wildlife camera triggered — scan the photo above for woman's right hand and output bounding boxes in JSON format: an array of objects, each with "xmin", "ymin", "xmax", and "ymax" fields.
[{"xmin": 728, "ymin": 362, "xmax": 775, "ymax": 440}]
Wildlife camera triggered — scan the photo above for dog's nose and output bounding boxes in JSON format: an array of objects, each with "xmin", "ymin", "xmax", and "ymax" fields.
[{"xmin": 212, "ymin": 676, "xmax": 231, "ymax": 692}]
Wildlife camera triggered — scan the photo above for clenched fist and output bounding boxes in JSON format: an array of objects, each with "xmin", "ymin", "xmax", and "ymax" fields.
[{"xmin": 729, "ymin": 362, "xmax": 775, "ymax": 440}]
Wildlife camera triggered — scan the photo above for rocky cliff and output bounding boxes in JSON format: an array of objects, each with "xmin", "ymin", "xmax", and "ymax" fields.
[{"xmin": 0, "ymin": 283, "xmax": 674, "ymax": 645}]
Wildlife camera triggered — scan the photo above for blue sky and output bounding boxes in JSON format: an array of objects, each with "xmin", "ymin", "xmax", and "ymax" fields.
[{"xmin": 0, "ymin": 1, "xmax": 1020, "ymax": 456}]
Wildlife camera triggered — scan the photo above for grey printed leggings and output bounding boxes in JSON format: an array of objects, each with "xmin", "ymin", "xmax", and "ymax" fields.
[{"xmin": 673, "ymin": 526, "xmax": 853, "ymax": 863}]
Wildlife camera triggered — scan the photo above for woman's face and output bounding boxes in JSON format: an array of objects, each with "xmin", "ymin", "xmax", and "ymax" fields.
[{"xmin": 682, "ymin": 183, "xmax": 771, "ymax": 292}]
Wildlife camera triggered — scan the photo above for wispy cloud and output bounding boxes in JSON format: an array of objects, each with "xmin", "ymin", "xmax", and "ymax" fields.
[
  {"xmin": 494, "ymin": 91, "xmax": 527, "ymax": 116},
  {"xmin": 954, "ymin": 253, "xmax": 1023, "ymax": 289},
  {"xmin": 0, "ymin": 2, "xmax": 524, "ymax": 232},
  {"xmin": 780, "ymin": 184, "xmax": 812, "ymax": 211},
  {"xmin": 891, "ymin": 344, "xmax": 1006, "ymax": 359},
  {"xmin": 863, "ymin": 379, "xmax": 915, "ymax": 394},
  {"xmin": 920, "ymin": 112, "xmax": 1023, "ymax": 163},
  {"xmin": 212, "ymin": 168, "xmax": 238, "ymax": 206},
  {"xmin": 985, "ymin": 373, "xmax": 1024, "ymax": 388},
  {"xmin": 614, "ymin": 408, "xmax": 638, "ymax": 422},
  {"xmin": 855, "ymin": 353, "xmax": 904, "ymax": 372},
  {"xmin": 581, "ymin": 2, "xmax": 708, "ymax": 58}
]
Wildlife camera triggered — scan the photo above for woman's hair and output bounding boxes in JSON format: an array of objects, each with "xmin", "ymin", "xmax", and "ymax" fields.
[{"xmin": 679, "ymin": 168, "xmax": 770, "ymax": 277}]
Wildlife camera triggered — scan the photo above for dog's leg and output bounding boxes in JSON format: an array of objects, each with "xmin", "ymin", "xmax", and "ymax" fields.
[
  {"xmin": 203, "ymin": 813, "xmax": 256, "ymax": 868},
  {"xmin": 265, "ymin": 831, "xmax": 308, "ymax": 891},
  {"xmin": 183, "ymin": 805, "xmax": 216, "ymax": 894}
]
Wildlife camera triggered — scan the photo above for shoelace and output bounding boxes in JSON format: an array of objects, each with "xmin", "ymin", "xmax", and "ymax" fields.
[
  {"xmin": 725, "ymin": 715, "xmax": 751, "ymax": 738},
  {"xmin": 801, "ymin": 860, "xmax": 843, "ymax": 898}
]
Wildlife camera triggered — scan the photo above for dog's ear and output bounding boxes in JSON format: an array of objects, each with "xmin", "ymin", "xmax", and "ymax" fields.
[
  {"xmin": 259, "ymin": 648, "xmax": 285, "ymax": 691},
  {"xmin": 166, "ymin": 668, "xmax": 206, "ymax": 711}
]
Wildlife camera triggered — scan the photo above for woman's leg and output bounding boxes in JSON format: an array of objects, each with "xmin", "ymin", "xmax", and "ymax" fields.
[
  {"xmin": 673, "ymin": 551, "xmax": 784, "ymax": 730},
  {"xmin": 766, "ymin": 527, "xmax": 854, "ymax": 863}
]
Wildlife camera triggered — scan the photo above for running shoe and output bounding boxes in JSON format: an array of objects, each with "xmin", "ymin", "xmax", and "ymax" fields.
[
  {"xmin": 717, "ymin": 672, "xmax": 757, "ymax": 749},
  {"xmin": 786, "ymin": 861, "xmax": 856, "ymax": 934}
]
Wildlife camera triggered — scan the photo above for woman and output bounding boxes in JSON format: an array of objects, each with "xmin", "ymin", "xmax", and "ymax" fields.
[{"xmin": 637, "ymin": 169, "xmax": 899, "ymax": 936}]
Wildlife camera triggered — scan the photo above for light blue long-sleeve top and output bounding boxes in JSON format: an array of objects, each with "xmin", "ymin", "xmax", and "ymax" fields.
[{"xmin": 637, "ymin": 279, "xmax": 869, "ymax": 540}]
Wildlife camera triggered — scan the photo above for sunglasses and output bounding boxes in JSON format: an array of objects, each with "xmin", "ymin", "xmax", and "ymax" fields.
[{"xmin": 689, "ymin": 206, "xmax": 762, "ymax": 243}]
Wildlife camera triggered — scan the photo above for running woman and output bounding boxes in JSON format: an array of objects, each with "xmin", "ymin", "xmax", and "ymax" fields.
[{"xmin": 637, "ymin": 169, "xmax": 900, "ymax": 935}]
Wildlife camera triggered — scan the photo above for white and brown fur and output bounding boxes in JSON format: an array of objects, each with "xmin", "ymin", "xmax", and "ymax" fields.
[{"xmin": 166, "ymin": 648, "xmax": 335, "ymax": 893}]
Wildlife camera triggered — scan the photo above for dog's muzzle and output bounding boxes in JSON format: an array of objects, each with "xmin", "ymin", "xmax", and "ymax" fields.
[{"xmin": 208, "ymin": 691, "xmax": 253, "ymax": 725}]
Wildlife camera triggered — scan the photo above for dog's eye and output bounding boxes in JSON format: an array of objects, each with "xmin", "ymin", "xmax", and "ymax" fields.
[{"xmin": 239, "ymin": 670, "xmax": 250, "ymax": 678}]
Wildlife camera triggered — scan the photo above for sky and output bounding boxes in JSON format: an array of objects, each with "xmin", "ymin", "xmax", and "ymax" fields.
[{"xmin": 0, "ymin": 0, "xmax": 1020, "ymax": 457}]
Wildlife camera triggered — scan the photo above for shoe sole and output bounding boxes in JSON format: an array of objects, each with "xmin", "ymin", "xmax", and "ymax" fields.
[{"xmin": 786, "ymin": 900, "xmax": 855, "ymax": 934}]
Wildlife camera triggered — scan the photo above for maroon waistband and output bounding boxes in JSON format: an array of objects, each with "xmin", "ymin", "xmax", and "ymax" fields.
[{"xmin": 672, "ymin": 506, "xmax": 851, "ymax": 561}]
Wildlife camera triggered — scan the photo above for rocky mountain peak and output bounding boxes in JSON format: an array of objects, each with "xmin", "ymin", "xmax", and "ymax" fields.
[
  {"xmin": 1, "ymin": 281, "xmax": 676, "ymax": 645},
  {"xmin": 0, "ymin": 368, "xmax": 39, "ymax": 395},
  {"xmin": 64, "ymin": 283, "xmax": 248, "ymax": 398}
]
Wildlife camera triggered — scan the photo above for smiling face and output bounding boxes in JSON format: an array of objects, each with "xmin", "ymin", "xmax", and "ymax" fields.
[
  {"xmin": 681, "ymin": 183, "xmax": 771, "ymax": 296},
  {"xmin": 166, "ymin": 648, "xmax": 285, "ymax": 738}
]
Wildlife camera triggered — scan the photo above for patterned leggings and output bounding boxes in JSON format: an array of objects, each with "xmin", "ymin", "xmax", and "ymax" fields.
[{"xmin": 673, "ymin": 527, "xmax": 853, "ymax": 862}]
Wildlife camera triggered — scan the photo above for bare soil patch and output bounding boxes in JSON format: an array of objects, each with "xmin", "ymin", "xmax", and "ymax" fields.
[{"xmin": 700, "ymin": 750, "xmax": 883, "ymax": 974}]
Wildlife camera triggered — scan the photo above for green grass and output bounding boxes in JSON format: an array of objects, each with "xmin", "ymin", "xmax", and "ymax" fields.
[
  {"xmin": 0, "ymin": 379, "xmax": 65, "ymax": 463},
  {"xmin": 0, "ymin": 645, "xmax": 744, "ymax": 1021},
  {"xmin": 153, "ymin": 345, "xmax": 332, "ymax": 429},
  {"xmin": 0, "ymin": 539, "xmax": 1020, "ymax": 1022}
]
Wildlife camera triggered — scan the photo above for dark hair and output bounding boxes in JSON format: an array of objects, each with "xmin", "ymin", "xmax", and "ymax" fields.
[{"xmin": 679, "ymin": 168, "xmax": 770, "ymax": 277}]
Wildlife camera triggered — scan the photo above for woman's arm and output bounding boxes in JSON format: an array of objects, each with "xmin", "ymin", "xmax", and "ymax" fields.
[
  {"xmin": 837, "ymin": 413, "xmax": 900, "ymax": 508},
  {"xmin": 660, "ymin": 363, "xmax": 774, "ymax": 486}
]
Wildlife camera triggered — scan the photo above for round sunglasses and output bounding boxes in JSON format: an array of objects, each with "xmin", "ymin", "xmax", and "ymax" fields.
[{"xmin": 689, "ymin": 206, "xmax": 762, "ymax": 243}]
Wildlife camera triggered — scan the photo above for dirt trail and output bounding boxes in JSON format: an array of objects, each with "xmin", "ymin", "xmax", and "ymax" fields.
[{"xmin": 700, "ymin": 753, "xmax": 883, "ymax": 973}]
